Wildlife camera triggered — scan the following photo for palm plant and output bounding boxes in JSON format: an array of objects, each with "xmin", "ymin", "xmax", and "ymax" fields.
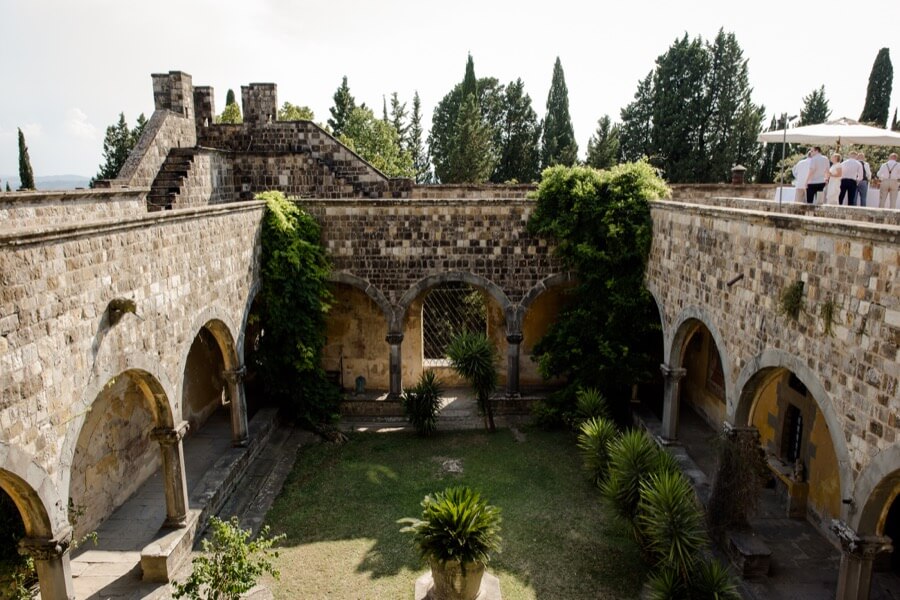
[
  {"xmin": 398, "ymin": 486, "xmax": 502, "ymax": 566},
  {"xmin": 574, "ymin": 387, "xmax": 609, "ymax": 423},
  {"xmin": 644, "ymin": 566, "xmax": 688, "ymax": 600},
  {"xmin": 637, "ymin": 470, "xmax": 707, "ymax": 577},
  {"xmin": 446, "ymin": 332, "xmax": 498, "ymax": 432},
  {"xmin": 576, "ymin": 417, "xmax": 619, "ymax": 485},
  {"xmin": 402, "ymin": 370, "xmax": 444, "ymax": 436},
  {"xmin": 600, "ymin": 429, "xmax": 663, "ymax": 522},
  {"xmin": 690, "ymin": 558, "xmax": 741, "ymax": 599}
]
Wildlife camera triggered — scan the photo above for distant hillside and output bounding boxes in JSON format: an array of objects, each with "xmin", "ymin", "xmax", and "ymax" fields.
[{"xmin": 0, "ymin": 175, "xmax": 91, "ymax": 191}]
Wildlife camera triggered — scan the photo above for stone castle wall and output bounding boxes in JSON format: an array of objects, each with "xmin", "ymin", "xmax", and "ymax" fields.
[
  {"xmin": 647, "ymin": 199, "xmax": 900, "ymax": 493},
  {"xmin": 0, "ymin": 189, "xmax": 147, "ymax": 230}
]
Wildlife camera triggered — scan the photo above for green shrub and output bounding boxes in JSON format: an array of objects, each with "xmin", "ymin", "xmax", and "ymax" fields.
[
  {"xmin": 600, "ymin": 430, "xmax": 664, "ymax": 522},
  {"xmin": 172, "ymin": 516, "xmax": 284, "ymax": 600},
  {"xmin": 398, "ymin": 486, "xmax": 502, "ymax": 567},
  {"xmin": 690, "ymin": 558, "xmax": 741, "ymax": 599},
  {"xmin": 574, "ymin": 387, "xmax": 609, "ymax": 423},
  {"xmin": 576, "ymin": 417, "xmax": 619, "ymax": 485},
  {"xmin": 779, "ymin": 280, "xmax": 804, "ymax": 320},
  {"xmin": 402, "ymin": 370, "xmax": 444, "ymax": 436},
  {"xmin": 637, "ymin": 471, "xmax": 707, "ymax": 577},
  {"xmin": 446, "ymin": 332, "xmax": 498, "ymax": 432},
  {"xmin": 645, "ymin": 566, "xmax": 688, "ymax": 600}
]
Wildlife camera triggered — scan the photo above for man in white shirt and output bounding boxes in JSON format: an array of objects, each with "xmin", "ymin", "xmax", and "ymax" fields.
[
  {"xmin": 838, "ymin": 153, "xmax": 862, "ymax": 206},
  {"xmin": 805, "ymin": 147, "xmax": 830, "ymax": 204},
  {"xmin": 855, "ymin": 152, "xmax": 871, "ymax": 207},
  {"xmin": 792, "ymin": 152, "xmax": 811, "ymax": 203},
  {"xmin": 877, "ymin": 153, "xmax": 900, "ymax": 209}
]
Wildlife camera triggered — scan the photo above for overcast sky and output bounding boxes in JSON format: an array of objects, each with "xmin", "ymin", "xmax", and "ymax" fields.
[{"xmin": 1, "ymin": 0, "xmax": 897, "ymax": 178}]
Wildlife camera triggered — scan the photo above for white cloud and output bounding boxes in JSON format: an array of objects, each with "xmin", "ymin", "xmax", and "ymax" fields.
[{"xmin": 64, "ymin": 108, "xmax": 98, "ymax": 140}]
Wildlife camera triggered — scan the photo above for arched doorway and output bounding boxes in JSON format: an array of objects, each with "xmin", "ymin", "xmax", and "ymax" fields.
[
  {"xmin": 323, "ymin": 282, "xmax": 390, "ymax": 393},
  {"xmin": 520, "ymin": 281, "xmax": 575, "ymax": 392}
]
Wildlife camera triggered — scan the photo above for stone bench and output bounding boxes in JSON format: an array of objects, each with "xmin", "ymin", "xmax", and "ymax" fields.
[{"xmin": 727, "ymin": 530, "xmax": 772, "ymax": 578}]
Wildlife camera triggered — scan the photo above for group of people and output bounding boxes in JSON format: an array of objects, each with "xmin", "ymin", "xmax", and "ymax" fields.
[{"xmin": 791, "ymin": 148, "xmax": 900, "ymax": 208}]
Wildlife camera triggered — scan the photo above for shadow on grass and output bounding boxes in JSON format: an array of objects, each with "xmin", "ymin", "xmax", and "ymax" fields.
[{"xmin": 264, "ymin": 428, "xmax": 645, "ymax": 599}]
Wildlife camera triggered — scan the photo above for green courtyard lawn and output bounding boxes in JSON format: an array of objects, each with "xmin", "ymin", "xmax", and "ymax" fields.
[{"xmin": 263, "ymin": 428, "xmax": 645, "ymax": 599}]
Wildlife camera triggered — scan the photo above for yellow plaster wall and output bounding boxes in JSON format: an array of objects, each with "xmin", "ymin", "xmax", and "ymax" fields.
[
  {"xmin": 521, "ymin": 286, "xmax": 571, "ymax": 386},
  {"xmin": 324, "ymin": 284, "xmax": 390, "ymax": 390},
  {"xmin": 681, "ymin": 328, "xmax": 726, "ymax": 428},
  {"xmin": 70, "ymin": 375, "xmax": 160, "ymax": 538}
]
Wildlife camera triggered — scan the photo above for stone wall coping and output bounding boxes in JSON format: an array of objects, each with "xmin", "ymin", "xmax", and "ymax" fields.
[
  {"xmin": 652, "ymin": 199, "xmax": 900, "ymax": 243},
  {"xmin": 0, "ymin": 188, "xmax": 149, "ymax": 202},
  {"xmin": 299, "ymin": 197, "xmax": 539, "ymax": 207},
  {"xmin": 0, "ymin": 200, "xmax": 266, "ymax": 247}
]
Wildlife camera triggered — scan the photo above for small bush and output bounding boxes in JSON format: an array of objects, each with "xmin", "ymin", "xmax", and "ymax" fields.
[
  {"xmin": 398, "ymin": 486, "xmax": 502, "ymax": 566},
  {"xmin": 574, "ymin": 387, "xmax": 609, "ymax": 423},
  {"xmin": 779, "ymin": 281, "xmax": 804, "ymax": 320},
  {"xmin": 402, "ymin": 371, "xmax": 443, "ymax": 436},
  {"xmin": 637, "ymin": 471, "xmax": 707, "ymax": 577},
  {"xmin": 645, "ymin": 566, "xmax": 688, "ymax": 600},
  {"xmin": 690, "ymin": 558, "xmax": 741, "ymax": 599},
  {"xmin": 172, "ymin": 516, "xmax": 284, "ymax": 600},
  {"xmin": 600, "ymin": 430, "xmax": 663, "ymax": 522},
  {"xmin": 576, "ymin": 417, "xmax": 619, "ymax": 485}
]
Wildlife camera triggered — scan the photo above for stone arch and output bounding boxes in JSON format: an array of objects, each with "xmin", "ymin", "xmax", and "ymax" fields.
[
  {"xmin": 667, "ymin": 306, "xmax": 733, "ymax": 404},
  {"xmin": 520, "ymin": 272, "xmax": 575, "ymax": 314},
  {"xmin": 236, "ymin": 279, "xmax": 261, "ymax": 363},
  {"xmin": 732, "ymin": 348, "xmax": 853, "ymax": 511},
  {"xmin": 643, "ymin": 281, "xmax": 667, "ymax": 359},
  {"xmin": 177, "ymin": 307, "xmax": 241, "ymax": 410},
  {"xmin": 849, "ymin": 446, "xmax": 900, "ymax": 535},
  {"xmin": 59, "ymin": 361, "xmax": 176, "ymax": 507},
  {"xmin": 397, "ymin": 271, "xmax": 513, "ymax": 332},
  {"xmin": 328, "ymin": 271, "xmax": 394, "ymax": 329},
  {"xmin": 0, "ymin": 444, "xmax": 66, "ymax": 538}
]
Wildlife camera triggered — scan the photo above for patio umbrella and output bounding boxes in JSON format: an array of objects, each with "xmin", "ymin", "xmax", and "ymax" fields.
[{"xmin": 757, "ymin": 117, "xmax": 900, "ymax": 147}]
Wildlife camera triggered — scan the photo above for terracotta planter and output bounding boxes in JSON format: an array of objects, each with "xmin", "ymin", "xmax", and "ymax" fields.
[{"xmin": 429, "ymin": 558, "xmax": 485, "ymax": 600}]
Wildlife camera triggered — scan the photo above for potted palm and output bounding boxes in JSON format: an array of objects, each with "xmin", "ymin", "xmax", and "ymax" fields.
[{"xmin": 399, "ymin": 486, "xmax": 502, "ymax": 600}]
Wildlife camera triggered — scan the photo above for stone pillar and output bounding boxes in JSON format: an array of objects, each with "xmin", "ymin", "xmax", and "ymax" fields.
[
  {"xmin": 387, "ymin": 332, "xmax": 404, "ymax": 398},
  {"xmin": 19, "ymin": 532, "xmax": 75, "ymax": 600},
  {"xmin": 506, "ymin": 332, "xmax": 523, "ymax": 397},
  {"xmin": 151, "ymin": 422, "xmax": 191, "ymax": 528},
  {"xmin": 832, "ymin": 520, "xmax": 892, "ymax": 600},
  {"xmin": 193, "ymin": 85, "xmax": 215, "ymax": 129},
  {"xmin": 241, "ymin": 83, "xmax": 278, "ymax": 124},
  {"xmin": 223, "ymin": 365, "xmax": 249, "ymax": 447},
  {"xmin": 660, "ymin": 363, "xmax": 687, "ymax": 441}
]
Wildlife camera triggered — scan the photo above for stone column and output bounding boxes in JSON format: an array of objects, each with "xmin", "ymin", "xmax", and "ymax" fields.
[
  {"xmin": 223, "ymin": 365, "xmax": 249, "ymax": 447},
  {"xmin": 19, "ymin": 531, "xmax": 75, "ymax": 600},
  {"xmin": 387, "ymin": 332, "xmax": 404, "ymax": 398},
  {"xmin": 660, "ymin": 363, "xmax": 687, "ymax": 441},
  {"xmin": 506, "ymin": 332, "xmax": 523, "ymax": 397},
  {"xmin": 832, "ymin": 520, "xmax": 892, "ymax": 600},
  {"xmin": 151, "ymin": 422, "xmax": 191, "ymax": 528}
]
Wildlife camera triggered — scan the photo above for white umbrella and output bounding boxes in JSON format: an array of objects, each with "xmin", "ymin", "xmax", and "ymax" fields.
[{"xmin": 757, "ymin": 117, "xmax": 900, "ymax": 147}]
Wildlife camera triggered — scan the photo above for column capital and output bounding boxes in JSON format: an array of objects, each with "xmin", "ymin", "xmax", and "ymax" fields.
[
  {"xmin": 222, "ymin": 365, "xmax": 247, "ymax": 384},
  {"xmin": 19, "ymin": 530, "xmax": 72, "ymax": 561},
  {"xmin": 660, "ymin": 363, "xmax": 687, "ymax": 380},
  {"xmin": 831, "ymin": 520, "xmax": 893, "ymax": 559},
  {"xmin": 506, "ymin": 332, "xmax": 523, "ymax": 344},
  {"xmin": 150, "ymin": 421, "xmax": 190, "ymax": 446},
  {"xmin": 386, "ymin": 332, "xmax": 404, "ymax": 345}
]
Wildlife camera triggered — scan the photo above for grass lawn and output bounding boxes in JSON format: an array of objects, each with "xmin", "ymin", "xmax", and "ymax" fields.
[{"xmin": 264, "ymin": 427, "xmax": 645, "ymax": 599}]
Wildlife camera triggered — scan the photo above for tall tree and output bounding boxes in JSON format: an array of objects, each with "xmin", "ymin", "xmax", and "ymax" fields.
[
  {"xmin": 93, "ymin": 113, "xmax": 132, "ymax": 184},
  {"xmin": 338, "ymin": 106, "xmax": 413, "ymax": 178},
  {"xmin": 328, "ymin": 76, "xmax": 357, "ymax": 137},
  {"xmin": 17, "ymin": 128, "xmax": 35, "ymax": 190},
  {"xmin": 541, "ymin": 57, "xmax": 578, "ymax": 168},
  {"xmin": 860, "ymin": 48, "xmax": 893, "ymax": 127},
  {"xmin": 217, "ymin": 102, "xmax": 242, "ymax": 124},
  {"xmin": 4, "ymin": 182, "xmax": 10, "ymax": 192},
  {"xmin": 800, "ymin": 86, "xmax": 831, "ymax": 125},
  {"xmin": 492, "ymin": 78, "xmax": 541, "ymax": 183},
  {"xmin": 446, "ymin": 94, "xmax": 494, "ymax": 183},
  {"xmin": 277, "ymin": 102, "xmax": 315, "ymax": 121},
  {"xmin": 389, "ymin": 92, "xmax": 408, "ymax": 143},
  {"xmin": 408, "ymin": 91, "xmax": 431, "ymax": 183},
  {"xmin": 585, "ymin": 115, "xmax": 620, "ymax": 170},
  {"xmin": 225, "ymin": 89, "xmax": 237, "ymax": 107},
  {"xmin": 618, "ymin": 72, "xmax": 654, "ymax": 162},
  {"xmin": 130, "ymin": 113, "xmax": 148, "ymax": 146}
]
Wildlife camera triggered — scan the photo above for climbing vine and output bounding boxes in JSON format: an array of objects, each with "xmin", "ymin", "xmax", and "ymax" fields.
[
  {"xmin": 528, "ymin": 162, "xmax": 670, "ymax": 421},
  {"xmin": 255, "ymin": 191, "xmax": 339, "ymax": 425}
]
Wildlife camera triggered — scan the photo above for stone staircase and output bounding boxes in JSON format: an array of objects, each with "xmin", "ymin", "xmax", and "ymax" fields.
[{"xmin": 147, "ymin": 148, "xmax": 196, "ymax": 210}]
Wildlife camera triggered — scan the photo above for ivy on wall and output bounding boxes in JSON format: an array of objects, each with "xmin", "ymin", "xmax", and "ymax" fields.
[{"xmin": 255, "ymin": 191, "xmax": 339, "ymax": 425}]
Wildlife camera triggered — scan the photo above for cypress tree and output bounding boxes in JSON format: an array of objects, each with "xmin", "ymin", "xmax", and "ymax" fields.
[
  {"xmin": 462, "ymin": 54, "xmax": 477, "ymax": 99},
  {"xmin": 585, "ymin": 115, "xmax": 621, "ymax": 170},
  {"xmin": 859, "ymin": 48, "xmax": 893, "ymax": 127},
  {"xmin": 5, "ymin": 181, "xmax": 11, "ymax": 192},
  {"xmin": 92, "ymin": 113, "xmax": 132, "ymax": 184},
  {"xmin": 493, "ymin": 78, "xmax": 540, "ymax": 183},
  {"xmin": 17, "ymin": 128, "xmax": 35, "ymax": 190},
  {"xmin": 225, "ymin": 89, "xmax": 237, "ymax": 106},
  {"xmin": 541, "ymin": 57, "xmax": 578, "ymax": 168},
  {"xmin": 619, "ymin": 72, "xmax": 654, "ymax": 162},
  {"xmin": 328, "ymin": 76, "xmax": 357, "ymax": 137},
  {"xmin": 447, "ymin": 93, "xmax": 494, "ymax": 183},
  {"xmin": 408, "ymin": 92, "xmax": 431, "ymax": 183},
  {"xmin": 130, "ymin": 113, "xmax": 148, "ymax": 146},
  {"xmin": 389, "ymin": 92, "xmax": 408, "ymax": 143},
  {"xmin": 800, "ymin": 86, "xmax": 831, "ymax": 125}
]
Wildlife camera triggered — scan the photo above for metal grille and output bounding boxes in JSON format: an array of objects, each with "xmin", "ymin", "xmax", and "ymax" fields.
[{"xmin": 422, "ymin": 283, "xmax": 487, "ymax": 362}]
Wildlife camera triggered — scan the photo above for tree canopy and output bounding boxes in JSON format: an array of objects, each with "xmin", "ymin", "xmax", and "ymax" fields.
[
  {"xmin": 541, "ymin": 57, "xmax": 578, "ymax": 168},
  {"xmin": 277, "ymin": 102, "xmax": 315, "ymax": 121},
  {"xmin": 586, "ymin": 115, "xmax": 621, "ymax": 170},
  {"xmin": 92, "ymin": 112, "xmax": 146, "ymax": 184},
  {"xmin": 860, "ymin": 48, "xmax": 893, "ymax": 127},
  {"xmin": 338, "ymin": 106, "xmax": 414, "ymax": 178},
  {"xmin": 800, "ymin": 86, "xmax": 831, "ymax": 125},
  {"xmin": 328, "ymin": 76, "xmax": 358, "ymax": 137}
]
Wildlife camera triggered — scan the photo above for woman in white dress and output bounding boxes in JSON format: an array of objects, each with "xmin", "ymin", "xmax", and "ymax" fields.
[{"xmin": 826, "ymin": 153, "xmax": 842, "ymax": 204}]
